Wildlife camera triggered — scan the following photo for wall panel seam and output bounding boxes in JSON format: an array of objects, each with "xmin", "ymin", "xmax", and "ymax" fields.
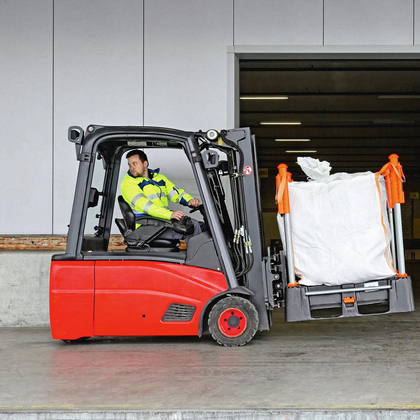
[
  {"xmin": 142, "ymin": 0, "xmax": 145, "ymax": 126},
  {"xmin": 52, "ymin": 0, "xmax": 55, "ymax": 234},
  {"xmin": 233, "ymin": 0, "xmax": 235, "ymax": 46},
  {"xmin": 323, "ymin": 0, "xmax": 325, "ymax": 46}
]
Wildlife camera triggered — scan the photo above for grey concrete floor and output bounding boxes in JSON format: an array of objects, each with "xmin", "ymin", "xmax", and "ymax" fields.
[{"xmin": 1, "ymin": 263, "xmax": 420, "ymax": 418}]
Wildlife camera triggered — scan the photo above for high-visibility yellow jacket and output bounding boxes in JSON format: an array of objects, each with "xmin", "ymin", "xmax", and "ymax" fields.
[{"xmin": 121, "ymin": 168, "xmax": 193, "ymax": 221}]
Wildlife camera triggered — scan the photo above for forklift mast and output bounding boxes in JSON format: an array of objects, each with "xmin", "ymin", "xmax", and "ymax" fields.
[{"xmin": 197, "ymin": 128, "xmax": 269, "ymax": 329}]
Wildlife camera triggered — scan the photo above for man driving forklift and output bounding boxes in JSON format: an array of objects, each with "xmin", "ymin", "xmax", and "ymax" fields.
[
  {"xmin": 121, "ymin": 149, "xmax": 202, "ymax": 242},
  {"xmin": 50, "ymin": 125, "xmax": 414, "ymax": 346}
]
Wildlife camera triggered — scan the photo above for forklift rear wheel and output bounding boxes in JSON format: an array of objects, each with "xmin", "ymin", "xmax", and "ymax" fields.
[
  {"xmin": 61, "ymin": 337, "xmax": 90, "ymax": 344},
  {"xmin": 208, "ymin": 296, "xmax": 259, "ymax": 347}
]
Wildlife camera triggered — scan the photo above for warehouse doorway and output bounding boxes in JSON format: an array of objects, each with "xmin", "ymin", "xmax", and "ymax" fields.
[{"xmin": 239, "ymin": 58, "xmax": 420, "ymax": 242}]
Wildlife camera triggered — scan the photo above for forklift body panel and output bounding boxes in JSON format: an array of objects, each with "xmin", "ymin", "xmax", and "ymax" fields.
[
  {"xmin": 50, "ymin": 261, "xmax": 95, "ymax": 340},
  {"xmin": 94, "ymin": 261, "xmax": 228, "ymax": 336}
]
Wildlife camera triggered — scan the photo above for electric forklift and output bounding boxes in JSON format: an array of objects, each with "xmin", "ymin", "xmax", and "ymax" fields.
[{"xmin": 50, "ymin": 125, "xmax": 414, "ymax": 346}]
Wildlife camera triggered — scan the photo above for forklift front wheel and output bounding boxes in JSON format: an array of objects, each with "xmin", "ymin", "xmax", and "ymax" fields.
[{"xmin": 208, "ymin": 296, "xmax": 259, "ymax": 347}]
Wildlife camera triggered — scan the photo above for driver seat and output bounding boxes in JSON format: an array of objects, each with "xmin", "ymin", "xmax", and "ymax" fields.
[{"xmin": 115, "ymin": 195, "xmax": 180, "ymax": 252}]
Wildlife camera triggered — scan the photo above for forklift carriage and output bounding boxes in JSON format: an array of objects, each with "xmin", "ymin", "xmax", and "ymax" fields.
[{"xmin": 50, "ymin": 125, "xmax": 414, "ymax": 346}]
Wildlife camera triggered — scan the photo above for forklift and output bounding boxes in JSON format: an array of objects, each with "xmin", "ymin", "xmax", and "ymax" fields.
[{"xmin": 50, "ymin": 125, "xmax": 415, "ymax": 346}]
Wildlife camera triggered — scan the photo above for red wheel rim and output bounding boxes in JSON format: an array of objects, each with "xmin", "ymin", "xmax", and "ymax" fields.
[{"xmin": 218, "ymin": 308, "xmax": 247, "ymax": 337}]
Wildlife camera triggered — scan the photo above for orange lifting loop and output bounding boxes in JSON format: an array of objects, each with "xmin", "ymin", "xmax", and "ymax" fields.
[
  {"xmin": 276, "ymin": 163, "xmax": 292, "ymax": 214},
  {"xmin": 377, "ymin": 154, "xmax": 406, "ymax": 207}
]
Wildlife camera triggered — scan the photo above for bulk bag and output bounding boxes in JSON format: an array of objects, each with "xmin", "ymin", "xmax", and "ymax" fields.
[{"xmin": 278, "ymin": 171, "xmax": 396, "ymax": 286}]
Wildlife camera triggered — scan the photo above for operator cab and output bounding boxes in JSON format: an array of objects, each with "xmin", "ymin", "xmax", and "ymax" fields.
[
  {"xmin": 80, "ymin": 134, "xmax": 192, "ymax": 256},
  {"xmin": 65, "ymin": 125, "xmax": 256, "ymax": 277}
]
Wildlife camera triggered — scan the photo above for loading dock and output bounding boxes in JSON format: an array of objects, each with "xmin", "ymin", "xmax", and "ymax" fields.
[
  {"xmin": 234, "ymin": 56, "xmax": 420, "ymax": 253},
  {"xmin": 0, "ymin": 262, "xmax": 419, "ymax": 418}
]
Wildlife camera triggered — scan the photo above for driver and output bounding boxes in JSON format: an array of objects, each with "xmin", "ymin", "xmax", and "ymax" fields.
[{"xmin": 120, "ymin": 149, "xmax": 202, "ymax": 241}]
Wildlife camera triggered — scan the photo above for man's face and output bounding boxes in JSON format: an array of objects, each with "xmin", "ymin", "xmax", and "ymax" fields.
[{"xmin": 128, "ymin": 154, "xmax": 148, "ymax": 178}]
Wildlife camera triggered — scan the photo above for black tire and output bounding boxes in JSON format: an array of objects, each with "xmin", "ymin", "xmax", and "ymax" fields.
[
  {"xmin": 208, "ymin": 296, "xmax": 259, "ymax": 347},
  {"xmin": 61, "ymin": 337, "xmax": 90, "ymax": 344}
]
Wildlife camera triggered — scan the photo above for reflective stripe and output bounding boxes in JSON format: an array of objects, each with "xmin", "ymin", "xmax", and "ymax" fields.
[
  {"xmin": 167, "ymin": 189, "xmax": 177, "ymax": 200},
  {"xmin": 143, "ymin": 201, "xmax": 153, "ymax": 214},
  {"xmin": 178, "ymin": 191, "xmax": 186, "ymax": 202},
  {"xmin": 146, "ymin": 192, "xmax": 165, "ymax": 200},
  {"xmin": 131, "ymin": 193, "xmax": 144, "ymax": 206}
]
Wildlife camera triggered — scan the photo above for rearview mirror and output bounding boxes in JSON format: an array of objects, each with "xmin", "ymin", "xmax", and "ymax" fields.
[
  {"xmin": 88, "ymin": 188, "xmax": 100, "ymax": 208},
  {"xmin": 68, "ymin": 126, "xmax": 84, "ymax": 144},
  {"xmin": 202, "ymin": 150, "xmax": 220, "ymax": 169}
]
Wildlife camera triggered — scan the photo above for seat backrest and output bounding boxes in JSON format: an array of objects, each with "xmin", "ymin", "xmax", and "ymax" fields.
[
  {"xmin": 117, "ymin": 195, "xmax": 179, "ymax": 251},
  {"xmin": 115, "ymin": 218, "xmax": 128, "ymax": 236},
  {"xmin": 118, "ymin": 195, "xmax": 136, "ymax": 231}
]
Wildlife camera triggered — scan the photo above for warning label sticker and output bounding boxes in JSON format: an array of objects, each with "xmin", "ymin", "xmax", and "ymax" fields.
[{"xmin": 243, "ymin": 165, "xmax": 253, "ymax": 175}]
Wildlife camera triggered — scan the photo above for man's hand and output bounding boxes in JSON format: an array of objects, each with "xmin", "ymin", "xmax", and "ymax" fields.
[
  {"xmin": 188, "ymin": 198, "xmax": 200, "ymax": 207},
  {"xmin": 171, "ymin": 210, "xmax": 185, "ymax": 221}
]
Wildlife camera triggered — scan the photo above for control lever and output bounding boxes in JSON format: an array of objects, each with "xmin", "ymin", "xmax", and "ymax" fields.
[{"xmin": 189, "ymin": 204, "xmax": 204, "ymax": 214}]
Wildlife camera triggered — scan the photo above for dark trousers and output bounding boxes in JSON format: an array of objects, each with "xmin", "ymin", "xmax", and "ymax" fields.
[{"xmin": 158, "ymin": 218, "xmax": 202, "ymax": 243}]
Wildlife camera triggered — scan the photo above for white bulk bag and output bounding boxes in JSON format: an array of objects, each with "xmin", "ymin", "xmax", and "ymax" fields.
[{"xmin": 278, "ymin": 171, "xmax": 396, "ymax": 286}]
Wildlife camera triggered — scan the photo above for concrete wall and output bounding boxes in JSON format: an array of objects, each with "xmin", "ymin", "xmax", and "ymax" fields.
[
  {"xmin": 0, "ymin": 251, "xmax": 53, "ymax": 326},
  {"xmin": 1, "ymin": 0, "xmax": 419, "ymax": 325}
]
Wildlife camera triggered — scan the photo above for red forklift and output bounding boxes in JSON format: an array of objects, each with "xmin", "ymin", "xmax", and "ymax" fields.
[{"xmin": 50, "ymin": 125, "xmax": 414, "ymax": 346}]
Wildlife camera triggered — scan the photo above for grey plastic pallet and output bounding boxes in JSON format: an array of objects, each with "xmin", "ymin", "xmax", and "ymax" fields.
[{"xmin": 285, "ymin": 276, "xmax": 414, "ymax": 322}]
